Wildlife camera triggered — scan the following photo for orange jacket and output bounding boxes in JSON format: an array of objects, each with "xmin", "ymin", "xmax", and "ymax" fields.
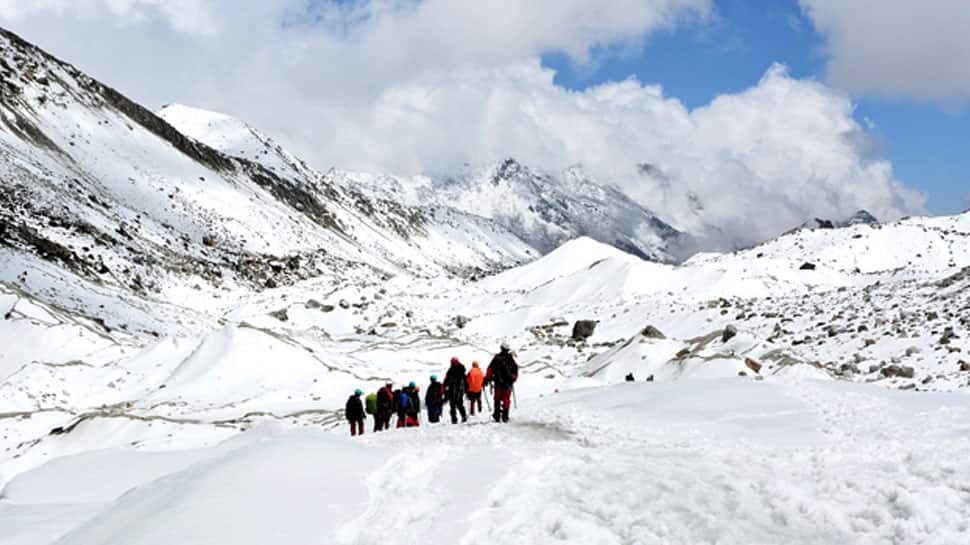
[{"xmin": 466, "ymin": 363, "xmax": 484, "ymax": 393}]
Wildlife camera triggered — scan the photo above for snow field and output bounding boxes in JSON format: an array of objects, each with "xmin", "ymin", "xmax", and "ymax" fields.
[{"xmin": 4, "ymin": 380, "xmax": 968, "ymax": 545}]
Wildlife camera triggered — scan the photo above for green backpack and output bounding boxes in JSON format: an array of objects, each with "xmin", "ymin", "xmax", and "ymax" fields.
[{"xmin": 365, "ymin": 392, "xmax": 378, "ymax": 415}]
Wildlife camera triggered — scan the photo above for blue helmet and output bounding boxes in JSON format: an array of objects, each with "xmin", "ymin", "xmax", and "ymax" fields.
[
  {"xmin": 430, "ymin": 375, "xmax": 438, "ymax": 381},
  {"xmin": 354, "ymin": 389, "xmax": 362, "ymax": 396},
  {"xmin": 409, "ymin": 381, "xmax": 416, "ymax": 388}
]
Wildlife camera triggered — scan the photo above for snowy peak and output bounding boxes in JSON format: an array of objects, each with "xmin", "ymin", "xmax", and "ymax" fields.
[
  {"xmin": 341, "ymin": 157, "xmax": 693, "ymax": 263},
  {"xmin": 157, "ymin": 103, "xmax": 316, "ymax": 182},
  {"xmin": 801, "ymin": 210, "xmax": 879, "ymax": 230}
]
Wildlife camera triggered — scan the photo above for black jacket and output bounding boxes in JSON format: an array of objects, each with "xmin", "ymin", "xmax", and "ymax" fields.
[
  {"xmin": 345, "ymin": 395, "xmax": 365, "ymax": 421},
  {"xmin": 444, "ymin": 363, "xmax": 467, "ymax": 399},
  {"xmin": 486, "ymin": 351, "xmax": 518, "ymax": 388},
  {"xmin": 425, "ymin": 381, "xmax": 444, "ymax": 407}
]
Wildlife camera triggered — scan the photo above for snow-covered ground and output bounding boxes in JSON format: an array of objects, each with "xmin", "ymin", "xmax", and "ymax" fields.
[{"xmin": 4, "ymin": 380, "xmax": 969, "ymax": 545}]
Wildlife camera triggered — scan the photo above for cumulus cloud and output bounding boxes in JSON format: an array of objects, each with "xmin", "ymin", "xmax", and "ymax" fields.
[
  {"xmin": 0, "ymin": 0, "xmax": 925, "ymax": 245},
  {"xmin": 800, "ymin": 0, "xmax": 970, "ymax": 105}
]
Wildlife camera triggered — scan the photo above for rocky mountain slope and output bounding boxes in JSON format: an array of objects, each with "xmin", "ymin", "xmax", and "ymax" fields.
[
  {"xmin": 333, "ymin": 159, "xmax": 692, "ymax": 263},
  {"xmin": 0, "ymin": 28, "xmax": 540, "ymax": 337},
  {"xmin": 157, "ymin": 101, "xmax": 693, "ymax": 263}
]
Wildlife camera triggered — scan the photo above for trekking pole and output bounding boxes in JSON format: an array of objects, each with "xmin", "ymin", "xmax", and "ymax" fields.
[
  {"xmin": 484, "ymin": 385, "xmax": 492, "ymax": 412},
  {"xmin": 512, "ymin": 385, "xmax": 518, "ymax": 409}
]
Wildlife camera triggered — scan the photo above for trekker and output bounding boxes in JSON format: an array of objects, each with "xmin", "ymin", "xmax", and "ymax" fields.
[
  {"xmin": 443, "ymin": 357, "xmax": 468, "ymax": 424},
  {"xmin": 345, "ymin": 389, "xmax": 366, "ymax": 436},
  {"xmin": 466, "ymin": 361, "xmax": 484, "ymax": 416},
  {"xmin": 394, "ymin": 385, "xmax": 409, "ymax": 428},
  {"xmin": 375, "ymin": 382, "xmax": 394, "ymax": 432},
  {"xmin": 484, "ymin": 342, "xmax": 518, "ymax": 423},
  {"xmin": 425, "ymin": 375, "xmax": 445, "ymax": 423},
  {"xmin": 406, "ymin": 383, "xmax": 421, "ymax": 427}
]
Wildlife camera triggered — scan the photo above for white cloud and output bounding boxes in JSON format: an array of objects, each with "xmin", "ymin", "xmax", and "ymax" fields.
[
  {"xmin": 0, "ymin": 0, "xmax": 926, "ymax": 245},
  {"xmin": 800, "ymin": 0, "xmax": 970, "ymax": 105}
]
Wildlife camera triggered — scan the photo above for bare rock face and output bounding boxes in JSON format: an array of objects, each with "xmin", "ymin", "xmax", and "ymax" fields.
[
  {"xmin": 454, "ymin": 315, "xmax": 470, "ymax": 329},
  {"xmin": 572, "ymin": 320, "xmax": 597, "ymax": 341},
  {"xmin": 641, "ymin": 325, "xmax": 666, "ymax": 339},
  {"xmin": 799, "ymin": 262, "xmax": 817, "ymax": 271},
  {"xmin": 722, "ymin": 325, "xmax": 738, "ymax": 343}
]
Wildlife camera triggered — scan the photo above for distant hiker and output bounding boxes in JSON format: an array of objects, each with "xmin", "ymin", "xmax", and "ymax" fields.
[
  {"xmin": 443, "ymin": 357, "xmax": 468, "ymax": 424},
  {"xmin": 406, "ymin": 383, "xmax": 421, "ymax": 427},
  {"xmin": 365, "ymin": 391, "xmax": 378, "ymax": 416},
  {"xmin": 345, "ymin": 389, "xmax": 366, "ymax": 437},
  {"xmin": 625, "ymin": 372, "xmax": 635, "ymax": 382},
  {"xmin": 466, "ymin": 361, "xmax": 484, "ymax": 416},
  {"xmin": 425, "ymin": 375, "xmax": 445, "ymax": 423},
  {"xmin": 394, "ymin": 385, "xmax": 409, "ymax": 428},
  {"xmin": 375, "ymin": 382, "xmax": 394, "ymax": 432},
  {"xmin": 484, "ymin": 342, "xmax": 518, "ymax": 423}
]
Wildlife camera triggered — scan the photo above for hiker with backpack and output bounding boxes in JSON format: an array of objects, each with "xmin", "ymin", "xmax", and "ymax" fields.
[
  {"xmin": 466, "ymin": 361, "xmax": 484, "ymax": 416},
  {"xmin": 375, "ymin": 382, "xmax": 394, "ymax": 432},
  {"xmin": 443, "ymin": 357, "xmax": 468, "ymax": 424},
  {"xmin": 425, "ymin": 375, "xmax": 445, "ymax": 423},
  {"xmin": 484, "ymin": 342, "xmax": 518, "ymax": 423},
  {"xmin": 405, "ymin": 383, "xmax": 421, "ymax": 427},
  {"xmin": 394, "ymin": 385, "xmax": 409, "ymax": 428},
  {"xmin": 345, "ymin": 389, "xmax": 366, "ymax": 436}
]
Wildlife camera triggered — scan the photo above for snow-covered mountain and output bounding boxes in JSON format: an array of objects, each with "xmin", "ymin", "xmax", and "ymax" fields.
[
  {"xmin": 3, "ymin": 27, "xmax": 970, "ymax": 545},
  {"xmin": 0, "ymin": 27, "xmax": 541, "ymax": 337},
  {"xmin": 800, "ymin": 209, "xmax": 879, "ymax": 230},
  {"xmin": 333, "ymin": 159, "xmax": 692, "ymax": 262}
]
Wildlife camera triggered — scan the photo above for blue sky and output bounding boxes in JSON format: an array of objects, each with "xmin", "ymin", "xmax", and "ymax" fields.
[{"xmin": 543, "ymin": 0, "xmax": 968, "ymax": 215}]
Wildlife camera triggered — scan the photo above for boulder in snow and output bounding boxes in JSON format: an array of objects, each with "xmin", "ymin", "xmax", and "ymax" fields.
[
  {"xmin": 744, "ymin": 358, "xmax": 762, "ymax": 373},
  {"xmin": 881, "ymin": 365, "xmax": 915, "ymax": 379},
  {"xmin": 722, "ymin": 325, "xmax": 738, "ymax": 343},
  {"xmin": 572, "ymin": 320, "xmax": 597, "ymax": 341},
  {"xmin": 641, "ymin": 325, "xmax": 666, "ymax": 340}
]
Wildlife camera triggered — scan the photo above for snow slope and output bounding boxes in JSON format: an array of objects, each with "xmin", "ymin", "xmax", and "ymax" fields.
[{"xmin": 4, "ymin": 380, "xmax": 970, "ymax": 545}]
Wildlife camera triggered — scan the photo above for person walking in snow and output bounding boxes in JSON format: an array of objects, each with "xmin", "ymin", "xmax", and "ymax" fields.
[
  {"xmin": 394, "ymin": 385, "xmax": 409, "ymax": 428},
  {"xmin": 443, "ymin": 357, "xmax": 468, "ymax": 424},
  {"xmin": 466, "ymin": 361, "xmax": 484, "ymax": 416},
  {"xmin": 375, "ymin": 382, "xmax": 394, "ymax": 432},
  {"xmin": 406, "ymin": 383, "xmax": 421, "ymax": 427},
  {"xmin": 345, "ymin": 389, "xmax": 366, "ymax": 436},
  {"xmin": 425, "ymin": 375, "xmax": 445, "ymax": 423},
  {"xmin": 484, "ymin": 342, "xmax": 518, "ymax": 423}
]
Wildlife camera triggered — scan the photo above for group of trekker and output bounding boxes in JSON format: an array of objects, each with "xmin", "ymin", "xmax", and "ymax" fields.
[{"xmin": 344, "ymin": 342, "xmax": 519, "ymax": 436}]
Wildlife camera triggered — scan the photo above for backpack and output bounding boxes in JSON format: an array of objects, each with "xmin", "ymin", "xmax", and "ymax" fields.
[
  {"xmin": 399, "ymin": 390, "xmax": 409, "ymax": 410},
  {"xmin": 492, "ymin": 353, "xmax": 517, "ymax": 386},
  {"xmin": 365, "ymin": 392, "xmax": 378, "ymax": 415}
]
